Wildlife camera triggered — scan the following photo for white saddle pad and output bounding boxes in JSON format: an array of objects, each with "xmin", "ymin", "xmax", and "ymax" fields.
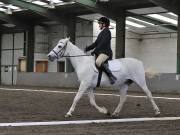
[{"xmin": 93, "ymin": 59, "xmax": 121, "ymax": 72}]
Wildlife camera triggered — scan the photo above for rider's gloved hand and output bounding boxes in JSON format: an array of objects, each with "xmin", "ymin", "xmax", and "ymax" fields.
[
  {"xmin": 84, "ymin": 46, "xmax": 88, "ymax": 53},
  {"xmin": 91, "ymin": 51, "xmax": 95, "ymax": 56}
]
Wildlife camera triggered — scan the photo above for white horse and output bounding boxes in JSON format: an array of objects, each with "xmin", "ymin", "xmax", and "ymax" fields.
[{"xmin": 47, "ymin": 37, "xmax": 160, "ymax": 118}]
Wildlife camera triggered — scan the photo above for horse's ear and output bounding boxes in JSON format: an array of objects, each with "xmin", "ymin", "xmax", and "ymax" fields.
[{"xmin": 67, "ymin": 37, "xmax": 70, "ymax": 41}]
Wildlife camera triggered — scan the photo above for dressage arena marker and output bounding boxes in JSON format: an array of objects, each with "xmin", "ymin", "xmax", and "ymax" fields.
[
  {"xmin": 0, "ymin": 117, "xmax": 180, "ymax": 127},
  {"xmin": 0, "ymin": 87, "xmax": 180, "ymax": 101}
]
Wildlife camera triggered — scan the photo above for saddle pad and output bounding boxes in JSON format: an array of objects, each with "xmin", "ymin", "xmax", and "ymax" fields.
[{"xmin": 93, "ymin": 59, "xmax": 121, "ymax": 72}]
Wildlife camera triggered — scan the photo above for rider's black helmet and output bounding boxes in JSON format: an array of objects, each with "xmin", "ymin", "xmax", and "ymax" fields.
[{"xmin": 98, "ymin": 17, "xmax": 110, "ymax": 27}]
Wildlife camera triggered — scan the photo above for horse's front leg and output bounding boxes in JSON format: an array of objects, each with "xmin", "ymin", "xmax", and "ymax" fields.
[
  {"xmin": 65, "ymin": 82, "xmax": 88, "ymax": 117},
  {"xmin": 87, "ymin": 89, "xmax": 110, "ymax": 115}
]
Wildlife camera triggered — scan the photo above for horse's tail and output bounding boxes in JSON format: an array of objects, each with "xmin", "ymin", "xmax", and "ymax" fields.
[{"xmin": 145, "ymin": 68, "xmax": 160, "ymax": 79}]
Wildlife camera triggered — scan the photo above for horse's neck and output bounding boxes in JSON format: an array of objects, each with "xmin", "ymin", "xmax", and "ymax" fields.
[{"xmin": 67, "ymin": 42, "xmax": 93, "ymax": 72}]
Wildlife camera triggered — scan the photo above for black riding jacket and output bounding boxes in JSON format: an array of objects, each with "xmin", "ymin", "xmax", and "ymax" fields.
[{"xmin": 86, "ymin": 27, "xmax": 112, "ymax": 59}]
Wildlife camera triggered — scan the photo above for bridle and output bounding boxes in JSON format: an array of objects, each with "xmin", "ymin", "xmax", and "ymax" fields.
[
  {"xmin": 52, "ymin": 41, "xmax": 68, "ymax": 59},
  {"xmin": 51, "ymin": 41, "xmax": 91, "ymax": 58}
]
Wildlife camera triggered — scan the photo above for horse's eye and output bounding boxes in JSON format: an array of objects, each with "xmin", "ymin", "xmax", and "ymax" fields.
[{"xmin": 58, "ymin": 45, "xmax": 62, "ymax": 48}]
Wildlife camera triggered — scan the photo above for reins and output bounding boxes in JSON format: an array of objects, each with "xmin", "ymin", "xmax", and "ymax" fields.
[
  {"xmin": 52, "ymin": 41, "xmax": 92, "ymax": 58},
  {"xmin": 62, "ymin": 54, "xmax": 91, "ymax": 58}
]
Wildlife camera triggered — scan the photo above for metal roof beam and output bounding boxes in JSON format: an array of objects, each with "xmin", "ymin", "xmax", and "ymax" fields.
[
  {"xmin": 0, "ymin": 11, "xmax": 30, "ymax": 29},
  {"xmin": 124, "ymin": 3, "xmax": 156, "ymax": 10},
  {"xmin": 0, "ymin": 0, "xmax": 69, "ymax": 24},
  {"xmin": 149, "ymin": 0, "xmax": 180, "ymax": 15},
  {"xmin": 127, "ymin": 12, "xmax": 177, "ymax": 31},
  {"xmin": 75, "ymin": 0, "xmax": 117, "ymax": 20}
]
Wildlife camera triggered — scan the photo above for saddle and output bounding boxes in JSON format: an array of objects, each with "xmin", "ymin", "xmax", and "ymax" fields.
[{"xmin": 93, "ymin": 59, "xmax": 121, "ymax": 87}]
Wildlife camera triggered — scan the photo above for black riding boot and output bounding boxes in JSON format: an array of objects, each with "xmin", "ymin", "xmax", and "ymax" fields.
[{"xmin": 101, "ymin": 63, "xmax": 117, "ymax": 84}]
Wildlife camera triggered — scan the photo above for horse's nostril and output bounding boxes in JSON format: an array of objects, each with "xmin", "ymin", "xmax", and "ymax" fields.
[
  {"xmin": 48, "ymin": 55, "xmax": 52, "ymax": 60},
  {"xmin": 48, "ymin": 55, "xmax": 54, "ymax": 61}
]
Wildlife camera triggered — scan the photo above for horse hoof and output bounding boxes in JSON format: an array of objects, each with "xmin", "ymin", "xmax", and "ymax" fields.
[
  {"xmin": 155, "ymin": 111, "xmax": 161, "ymax": 117},
  {"xmin": 111, "ymin": 115, "xmax": 118, "ymax": 119},
  {"xmin": 106, "ymin": 111, "xmax": 111, "ymax": 116},
  {"xmin": 111, "ymin": 113, "xmax": 119, "ymax": 118},
  {"xmin": 101, "ymin": 106, "xmax": 108, "ymax": 114},
  {"xmin": 65, "ymin": 113, "xmax": 72, "ymax": 118}
]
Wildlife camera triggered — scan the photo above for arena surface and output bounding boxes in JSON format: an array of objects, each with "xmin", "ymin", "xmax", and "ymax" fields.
[{"xmin": 0, "ymin": 86, "xmax": 180, "ymax": 135}]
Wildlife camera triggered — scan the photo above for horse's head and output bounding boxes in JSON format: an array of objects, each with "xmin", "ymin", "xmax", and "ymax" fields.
[{"xmin": 47, "ymin": 37, "xmax": 70, "ymax": 61}]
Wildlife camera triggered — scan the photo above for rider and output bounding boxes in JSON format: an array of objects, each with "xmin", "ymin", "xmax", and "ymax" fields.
[{"xmin": 84, "ymin": 17, "xmax": 117, "ymax": 84}]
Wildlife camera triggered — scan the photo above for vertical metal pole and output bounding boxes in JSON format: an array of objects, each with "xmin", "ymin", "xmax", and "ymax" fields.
[
  {"xmin": 177, "ymin": 15, "xmax": 180, "ymax": 74},
  {"xmin": 12, "ymin": 30, "xmax": 15, "ymax": 85},
  {"xmin": 115, "ymin": 11, "xmax": 126, "ymax": 58},
  {"xmin": 27, "ymin": 26, "xmax": 35, "ymax": 72},
  {"xmin": 0, "ymin": 34, "xmax": 1, "ymax": 84},
  {"xmin": 66, "ymin": 15, "xmax": 76, "ymax": 72},
  {"xmin": 67, "ymin": 15, "xmax": 76, "ymax": 45},
  {"xmin": 23, "ymin": 30, "xmax": 27, "ymax": 56}
]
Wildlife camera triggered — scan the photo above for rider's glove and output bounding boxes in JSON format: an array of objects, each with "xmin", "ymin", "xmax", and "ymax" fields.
[
  {"xmin": 91, "ymin": 51, "xmax": 95, "ymax": 56},
  {"xmin": 84, "ymin": 46, "xmax": 88, "ymax": 53}
]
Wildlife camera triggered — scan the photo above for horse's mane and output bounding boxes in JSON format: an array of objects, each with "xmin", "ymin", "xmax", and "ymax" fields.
[
  {"xmin": 67, "ymin": 41, "xmax": 95, "ymax": 81},
  {"xmin": 68, "ymin": 41, "xmax": 93, "ymax": 58}
]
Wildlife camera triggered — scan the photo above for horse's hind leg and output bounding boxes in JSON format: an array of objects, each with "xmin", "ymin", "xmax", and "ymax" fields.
[
  {"xmin": 87, "ymin": 89, "xmax": 109, "ymax": 115},
  {"xmin": 112, "ymin": 84, "xmax": 128, "ymax": 117},
  {"xmin": 134, "ymin": 76, "xmax": 160, "ymax": 116},
  {"xmin": 142, "ymin": 85, "xmax": 160, "ymax": 116}
]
